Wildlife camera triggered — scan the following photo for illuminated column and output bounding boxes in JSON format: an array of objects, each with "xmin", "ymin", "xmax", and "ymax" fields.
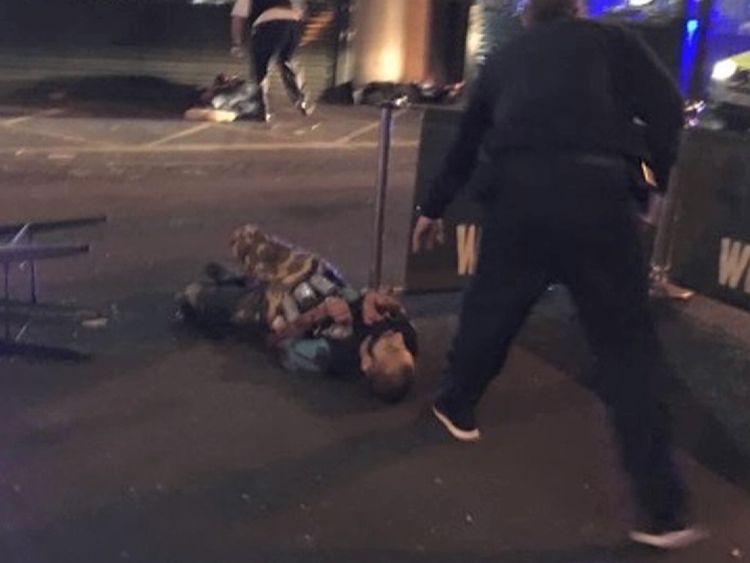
[
  {"xmin": 352, "ymin": 0, "xmax": 431, "ymax": 85},
  {"xmin": 403, "ymin": 0, "xmax": 432, "ymax": 83}
]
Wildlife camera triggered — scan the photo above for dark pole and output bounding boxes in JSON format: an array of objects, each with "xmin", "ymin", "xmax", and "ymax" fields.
[
  {"xmin": 369, "ymin": 97, "xmax": 408, "ymax": 289},
  {"xmin": 689, "ymin": 0, "xmax": 717, "ymax": 98}
]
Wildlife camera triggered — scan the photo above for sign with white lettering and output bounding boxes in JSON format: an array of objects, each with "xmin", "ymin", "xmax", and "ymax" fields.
[
  {"xmin": 670, "ymin": 128, "xmax": 750, "ymax": 311},
  {"xmin": 404, "ymin": 108, "xmax": 483, "ymax": 292}
]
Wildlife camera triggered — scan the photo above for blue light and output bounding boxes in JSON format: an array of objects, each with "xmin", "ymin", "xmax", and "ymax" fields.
[
  {"xmin": 680, "ymin": 19, "xmax": 700, "ymax": 93},
  {"xmin": 686, "ymin": 19, "xmax": 699, "ymax": 38}
]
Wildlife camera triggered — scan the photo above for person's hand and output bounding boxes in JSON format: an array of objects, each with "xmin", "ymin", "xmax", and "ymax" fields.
[
  {"xmin": 324, "ymin": 297, "xmax": 353, "ymax": 325},
  {"xmin": 362, "ymin": 291, "xmax": 405, "ymax": 325},
  {"xmin": 230, "ymin": 45, "xmax": 245, "ymax": 59},
  {"xmin": 412, "ymin": 215, "xmax": 445, "ymax": 253}
]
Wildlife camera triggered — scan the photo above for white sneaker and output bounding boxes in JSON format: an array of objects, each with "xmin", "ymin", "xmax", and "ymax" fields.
[
  {"xmin": 432, "ymin": 405, "xmax": 481, "ymax": 443},
  {"xmin": 629, "ymin": 526, "xmax": 708, "ymax": 549}
]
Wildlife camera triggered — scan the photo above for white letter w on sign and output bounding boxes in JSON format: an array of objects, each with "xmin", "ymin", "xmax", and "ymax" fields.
[{"xmin": 719, "ymin": 237, "xmax": 750, "ymax": 289}]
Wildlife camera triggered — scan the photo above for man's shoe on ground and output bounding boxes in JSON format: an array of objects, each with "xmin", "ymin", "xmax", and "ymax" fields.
[
  {"xmin": 297, "ymin": 100, "xmax": 315, "ymax": 117},
  {"xmin": 629, "ymin": 526, "xmax": 707, "ymax": 549},
  {"xmin": 432, "ymin": 398, "xmax": 481, "ymax": 442}
]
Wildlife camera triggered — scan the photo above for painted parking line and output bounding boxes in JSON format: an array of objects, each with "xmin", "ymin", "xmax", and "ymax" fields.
[
  {"xmin": 1, "ymin": 108, "xmax": 64, "ymax": 126},
  {"xmin": 2, "ymin": 123, "xmax": 97, "ymax": 146},
  {"xmin": 3, "ymin": 115, "xmax": 36, "ymax": 126},
  {"xmin": 142, "ymin": 123, "xmax": 214, "ymax": 148},
  {"xmin": 334, "ymin": 120, "xmax": 381, "ymax": 144},
  {"xmin": 333, "ymin": 109, "xmax": 408, "ymax": 145},
  {"xmin": 2, "ymin": 140, "xmax": 419, "ymax": 156}
]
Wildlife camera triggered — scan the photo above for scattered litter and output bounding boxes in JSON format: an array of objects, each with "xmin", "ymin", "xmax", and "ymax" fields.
[
  {"xmin": 433, "ymin": 477, "xmax": 444, "ymax": 486},
  {"xmin": 302, "ymin": 534, "xmax": 315, "ymax": 545},
  {"xmin": 732, "ymin": 548, "xmax": 743, "ymax": 559},
  {"xmin": 465, "ymin": 514, "xmax": 474, "ymax": 525},
  {"xmin": 416, "ymin": 544, "xmax": 426, "ymax": 553},
  {"xmin": 241, "ymin": 493, "xmax": 251, "ymax": 503},
  {"xmin": 82, "ymin": 318, "xmax": 108, "ymax": 329},
  {"xmin": 14, "ymin": 149, "xmax": 26, "ymax": 157},
  {"xmin": 299, "ymin": 503, "xmax": 309, "ymax": 511}
]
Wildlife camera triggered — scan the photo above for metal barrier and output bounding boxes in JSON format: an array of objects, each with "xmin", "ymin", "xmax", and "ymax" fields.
[
  {"xmin": 668, "ymin": 127, "xmax": 750, "ymax": 311},
  {"xmin": 1, "ymin": 215, "xmax": 106, "ymax": 360},
  {"xmin": 648, "ymin": 167, "xmax": 695, "ymax": 301}
]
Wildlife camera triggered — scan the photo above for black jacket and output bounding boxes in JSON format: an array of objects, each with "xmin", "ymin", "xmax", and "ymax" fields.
[{"xmin": 420, "ymin": 18, "xmax": 684, "ymax": 219}]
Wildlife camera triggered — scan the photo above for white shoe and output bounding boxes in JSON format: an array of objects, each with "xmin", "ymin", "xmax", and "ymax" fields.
[
  {"xmin": 432, "ymin": 405, "xmax": 481, "ymax": 443},
  {"xmin": 629, "ymin": 526, "xmax": 708, "ymax": 549}
]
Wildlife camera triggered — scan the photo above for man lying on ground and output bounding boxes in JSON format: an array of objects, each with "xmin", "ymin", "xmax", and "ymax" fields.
[{"xmin": 177, "ymin": 225, "xmax": 417, "ymax": 403}]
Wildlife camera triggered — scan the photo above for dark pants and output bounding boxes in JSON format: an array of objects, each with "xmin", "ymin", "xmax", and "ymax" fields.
[
  {"xmin": 250, "ymin": 19, "xmax": 306, "ymax": 113},
  {"xmin": 441, "ymin": 152, "xmax": 687, "ymax": 528}
]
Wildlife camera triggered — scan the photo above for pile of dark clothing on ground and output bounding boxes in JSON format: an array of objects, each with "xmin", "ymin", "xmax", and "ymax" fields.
[{"xmin": 184, "ymin": 74, "xmax": 262, "ymax": 122}]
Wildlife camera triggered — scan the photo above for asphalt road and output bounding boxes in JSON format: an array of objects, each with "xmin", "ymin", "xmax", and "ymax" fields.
[{"xmin": 1, "ymin": 105, "xmax": 749, "ymax": 563}]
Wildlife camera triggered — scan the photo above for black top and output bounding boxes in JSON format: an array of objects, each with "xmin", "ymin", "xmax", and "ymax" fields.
[
  {"xmin": 249, "ymin": 0, "xmax": 293, "ymax": 25},
  {"xmin": 420, "ymin": 18, "xmax": 684, "ymax": 219},
  {"xmin": 326, "ymin": 298, "xmax": 418, "ymax": 378}
]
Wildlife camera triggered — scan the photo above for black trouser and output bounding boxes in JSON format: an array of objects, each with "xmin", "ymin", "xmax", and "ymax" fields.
[
  {"xmin": 440, "ymin": 152, "xmax": 687, "ymax": 528},
  {"xmin": 250, "ymin": 19, "xmax": 306, "ymax": 112}
]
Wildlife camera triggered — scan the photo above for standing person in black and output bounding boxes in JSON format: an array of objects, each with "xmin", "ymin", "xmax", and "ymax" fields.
[
  {"xmin": 412, "ymin": 0, "xmax": 705, "ymax": 550},
  {"xmin": 230, "ymin": 0, "xmax": 312, "ymax": 121}
]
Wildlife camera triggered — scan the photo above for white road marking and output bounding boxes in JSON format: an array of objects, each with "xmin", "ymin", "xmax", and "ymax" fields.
[
  {"xmin": 2, "ymin": 123, "xmax": 95, "ymax": 145},
  {"xmin": 334, "ymin": 109, "xmax": 408, "ymax": 144},
  {"xmin": 3, "ymin": 115, "xmax": 36, "ymax": 126},
  {"xmin": 0, "ymin": 140, "xmax": 419, "ymax": 156},
  {"xmin": 334, "ymin": 120, "xmax": 381, "ymax": 144},
  {"xmin": 142, "ymin": 123, "xmax": 214, "ymax": 147},
  {"xmin": 2, "ymin": 108, "xmax": 64, "ymax": 126}
]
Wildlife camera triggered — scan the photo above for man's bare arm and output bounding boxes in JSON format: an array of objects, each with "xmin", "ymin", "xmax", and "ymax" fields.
[{"xmin": 231, "ymin": 16, "xmax": 247, "ymax": 48}]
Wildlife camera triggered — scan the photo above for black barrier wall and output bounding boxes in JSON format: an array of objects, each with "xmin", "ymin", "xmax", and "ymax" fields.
[
  {"xmin": 405, "ymin": 108, "xmax": 482, "ymax": 293},
  {"xmin": 671, "ymin": 128, "xmax": 750, "ymax": 312}
]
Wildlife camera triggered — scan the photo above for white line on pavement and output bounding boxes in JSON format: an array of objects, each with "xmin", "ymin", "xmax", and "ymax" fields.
[
  {"xmin": 3, "ymin": 124, "xmax": 95, "ymax": 145},
  {"xmin": 2, "ymin": 140, "xmax": 419, "ymax": 156},
  {"xmin": 1, "ymin": 108, "xmax": 64, "ymax": 126},
  {"xmin": 142, "ymin": 123, "xmax": 214, "ymax": 147},
  {"xmin": 333, "ymin": 108, "xmax": 408, "ymax": 145},
  {"xmin": 334, "ymin": 120, "xmax": 381, "ymax": 145},
  {"xmin": 3, "ymin": 115, "xmax": 36, "ymax": 126}
]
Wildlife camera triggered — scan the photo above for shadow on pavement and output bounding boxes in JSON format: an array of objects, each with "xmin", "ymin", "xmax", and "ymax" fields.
[{"xmin": 2, "ymin": 75, "xmax": 201, "ymax": 119}]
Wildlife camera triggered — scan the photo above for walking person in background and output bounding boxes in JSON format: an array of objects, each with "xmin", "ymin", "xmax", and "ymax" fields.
[
  {"xmin": 230, "ymin": 0, "xmax": 312, "ymax": 122},
  {"xmin": 412, "ymin": 0, "xmax": 705, "ymax": 550}
]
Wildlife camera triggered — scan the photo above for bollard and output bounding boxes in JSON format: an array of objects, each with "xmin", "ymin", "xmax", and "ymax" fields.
[
  {"xmin": 649, "ymin": 168, "xmax": 695, "ymax": 301},
  {"xmin": 368, "ymin": 96, "xmax": 408, "ymax": 289}
]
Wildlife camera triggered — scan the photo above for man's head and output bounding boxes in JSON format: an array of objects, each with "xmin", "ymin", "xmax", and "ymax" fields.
[
  {"xmin": 521, "ymin": 0, "xmax": 580, "ymax": 27},
  {"xmin": 360, "ymin": 330, "xmax": 416, "ymax": 404}
]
